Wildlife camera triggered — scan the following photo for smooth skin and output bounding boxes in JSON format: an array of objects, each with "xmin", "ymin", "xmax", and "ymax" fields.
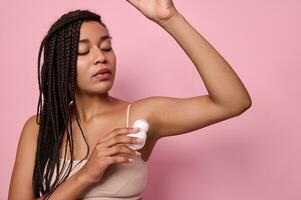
[{"xmin": 8, "ymin": 0, "xmax": 252, "ymax": 199}]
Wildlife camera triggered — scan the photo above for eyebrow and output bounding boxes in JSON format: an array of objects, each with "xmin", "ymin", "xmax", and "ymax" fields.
[{"xmin": 79, "ymin": 35, "xmax": 112, "ymax": 44}]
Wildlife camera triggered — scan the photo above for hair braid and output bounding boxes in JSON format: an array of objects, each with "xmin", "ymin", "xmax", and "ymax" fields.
[{"xmin": 33, "ymin": 9, "xmax": 108, "ymax": 199}]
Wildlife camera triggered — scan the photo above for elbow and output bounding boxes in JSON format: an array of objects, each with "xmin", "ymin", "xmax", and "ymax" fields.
[
  {"xmin": 217, "ymin": 96, "xmax": 252, "ymax": 116},
  {"xmin": 225, "ymin": 97, "xmax": 252, "ymax": 116},
  {"xmin": 236, "ymin": 98, "xmax": 252, "ymax": 115},
  {"xmin": 236, "ymin": 90, "xmax": 253, "ymax": 113},
  {"xmin": 244, "ymin": 98, "xmax": 252, "ymax": 109}
]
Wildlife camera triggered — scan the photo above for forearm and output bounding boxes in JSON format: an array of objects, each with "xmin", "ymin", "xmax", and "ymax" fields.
[
  {"xmin": 158, "ymin": 12, "xmax": 252, "ymax": 109},
  {"xmin": 35, "ymin": 171, "xmax": 92, "ymax": 200}
]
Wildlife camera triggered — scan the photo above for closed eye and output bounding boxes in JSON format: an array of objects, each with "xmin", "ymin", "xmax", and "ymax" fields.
[
  {"xmin": 77, "ymin": 48, "xmax": 112, "ymax": 56},
  {"xmin": 77, "ymin": 51, "xmax": 89, "ymax": 56},
  {"xmin": 102, "ymin": 48, "xmax": 112, "ymax": 52}
]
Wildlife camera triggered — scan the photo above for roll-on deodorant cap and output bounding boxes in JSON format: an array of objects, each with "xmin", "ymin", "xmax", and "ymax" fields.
[{"xmin": 126, "ymin": 119, "xmax": 149, "ymax": 150}]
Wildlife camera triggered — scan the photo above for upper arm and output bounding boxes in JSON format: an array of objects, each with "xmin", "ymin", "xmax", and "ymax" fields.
[
  {"xmin": 8, "ymin": 114, "xmax": 39, "ymax": 200},
  {"xmin": 141, "ymin": 95, "xmax": 251, "ymax": 139}
]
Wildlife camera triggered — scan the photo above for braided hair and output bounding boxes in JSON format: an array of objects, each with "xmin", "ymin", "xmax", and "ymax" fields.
[{"xmin": 33, "ymin": 9, "xmax": 109, "ymax": 199}]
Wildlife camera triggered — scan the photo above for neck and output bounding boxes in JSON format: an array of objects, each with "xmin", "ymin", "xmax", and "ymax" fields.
[{"xmin": 69, "ymin": 92, "xmax": 118, "ymax": 123}]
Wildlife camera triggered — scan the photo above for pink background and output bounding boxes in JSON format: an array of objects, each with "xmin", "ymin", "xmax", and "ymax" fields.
[{"xmin": 1, "ymin": 0, "xmax": 300, "ymax": 199}]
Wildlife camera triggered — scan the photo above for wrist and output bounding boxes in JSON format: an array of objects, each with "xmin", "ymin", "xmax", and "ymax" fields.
[
  {"xmin": 76, "ymin": 168, "xmax": 95, "ymax": 187},
  {"xmin": 157, "ymin": 11, "xmax": 183, "ymax": 27}
]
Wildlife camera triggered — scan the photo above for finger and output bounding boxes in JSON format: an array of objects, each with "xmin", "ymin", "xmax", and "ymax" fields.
[
  {"xmin": 106, "ymin": 155, "xmax": 132, "ymax": 164},
  {"xmin": 103, "ymin": 134, "xmax": 140, "ymax": 148},
  {"xmin": 104, "ymin": 144, "xmax": 136, "ymax": 157},
  {"xmin": 99, "ymin": 127, "xmax": 140, "ymax": 144},
  {"xmin": 98, "ymin": 127, "xmax": 134, "ymax": 143}
]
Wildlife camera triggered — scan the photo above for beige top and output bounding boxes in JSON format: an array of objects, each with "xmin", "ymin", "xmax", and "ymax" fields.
[{"xmin": 43, "ymin": 104, "xmax": 148, "ymax": 199}]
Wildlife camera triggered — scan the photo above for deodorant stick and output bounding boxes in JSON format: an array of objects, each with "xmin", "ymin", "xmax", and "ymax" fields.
[{"xmin": 126, "ymin": 119, "xmax": 149, "ymax": 150}]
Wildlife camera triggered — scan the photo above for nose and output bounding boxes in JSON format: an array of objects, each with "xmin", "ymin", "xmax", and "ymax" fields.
[{"xmin": 93, "ymin": 47, "xmax": 106, "ymax": 65}]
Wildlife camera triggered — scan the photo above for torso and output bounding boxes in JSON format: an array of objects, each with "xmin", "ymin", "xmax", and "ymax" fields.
[{"xmin": 59, "ymin": 98, "xmax": 158, "ymax": 162}]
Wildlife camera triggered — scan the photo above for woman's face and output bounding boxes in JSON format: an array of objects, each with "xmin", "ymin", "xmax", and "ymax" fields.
[{"xmin": 76, "ymin": 21, "xmax": 116, "ymax": 95}]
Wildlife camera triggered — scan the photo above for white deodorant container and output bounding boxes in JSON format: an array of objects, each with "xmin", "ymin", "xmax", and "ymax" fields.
[{"xmin": 126, "ymin": 119, "xmax": 149, "ymax": 150}]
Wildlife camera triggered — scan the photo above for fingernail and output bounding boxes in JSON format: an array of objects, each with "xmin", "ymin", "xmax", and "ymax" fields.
[
  {"xmin": 135, "ymin": 151, "xmax": 142, "ymax": 156},
  {"xmin": 129, "ymin": 158, "xmax": 134, "ymax": 162}
]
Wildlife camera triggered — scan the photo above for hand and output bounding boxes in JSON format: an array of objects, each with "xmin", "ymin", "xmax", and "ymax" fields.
[
  {"xmin": 77, "ymin": 127, "xmax": 142, "ymax": 184},
  {"xmin": 126, "ymin": 0, "xmax": 180, "ymax": 24}
]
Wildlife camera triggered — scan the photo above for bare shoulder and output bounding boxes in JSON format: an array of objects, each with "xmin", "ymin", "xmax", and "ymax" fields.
[
  {"xmin": 8, "ymin": 114, "xmax": 39, "ymax": 199},
  {"xmin": 25, "ymin": 114, "xmax": 39, "ymax": 133},
  {"xmin": 16, "ymin": 114, "xmax": 40, "ymax": 152},
  {"xmin": 20, "ymin": 114, "xmax": 40, "ymax": 143}
]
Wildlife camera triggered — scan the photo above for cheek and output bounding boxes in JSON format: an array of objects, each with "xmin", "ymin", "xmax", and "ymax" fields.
[
  {"xmin": 77, "ymin": 56, "xmax": 89, "ymax": 68},
  {"xmin": 76, "ymin": 58, "xmax": 91, "ymax": 83},
  {"xmin": 112, "ymin": 53, "xmax": 116, "ymax": 63},
  {"xmin": 109, "ymin": 52, "xmax": 117, "ymax": 68}
]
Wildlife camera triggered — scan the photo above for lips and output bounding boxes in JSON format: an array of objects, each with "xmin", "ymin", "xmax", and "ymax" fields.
[{"xmin": 92, "ymin": 68, "xmax": 112, "ymax": 77}]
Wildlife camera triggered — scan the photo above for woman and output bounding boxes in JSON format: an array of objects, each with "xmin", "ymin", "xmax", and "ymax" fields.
[{"xmin": 8, "ymin": 0, "xmax": 252, "ymax": 199}]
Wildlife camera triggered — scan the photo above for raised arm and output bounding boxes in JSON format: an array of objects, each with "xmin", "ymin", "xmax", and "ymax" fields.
[{"xmin": 126, "ymin": 0, "xmax": 252, "ymax": 139}]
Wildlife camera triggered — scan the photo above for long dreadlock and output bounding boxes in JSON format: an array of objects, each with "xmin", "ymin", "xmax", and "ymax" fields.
[{"xmin": 33, "ymin": 9, "xmax": 109, "ymax": 199}]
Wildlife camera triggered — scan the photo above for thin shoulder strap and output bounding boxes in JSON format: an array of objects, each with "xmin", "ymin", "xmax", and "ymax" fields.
[{"xmin": 126, "ymin": 103, "xmax": 131, "ymax": 127}]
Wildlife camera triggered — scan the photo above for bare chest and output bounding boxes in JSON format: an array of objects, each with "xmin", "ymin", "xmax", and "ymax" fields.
[{"xmin": 59, "ymin": 104, "xmax": 157, "ymax": 162}]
